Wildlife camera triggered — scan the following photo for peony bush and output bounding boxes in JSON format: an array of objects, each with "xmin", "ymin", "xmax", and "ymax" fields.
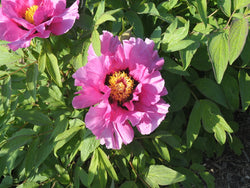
[{"xmin": 0, "ymin": 0, "xmax": 249, "ymax": 187}]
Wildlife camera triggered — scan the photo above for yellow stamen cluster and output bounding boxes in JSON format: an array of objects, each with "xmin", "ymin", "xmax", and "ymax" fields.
[
  {"xmin": 25, "ymin": 5, "xmax": 38, "ymax": 24},
  {"xmin": 108, "ymin": 71, "xmax": 135, "ymax": 103}
]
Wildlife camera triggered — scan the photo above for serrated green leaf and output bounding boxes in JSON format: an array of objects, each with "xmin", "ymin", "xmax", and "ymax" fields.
[
  {"xmin": 54, "ymin": 126, "xmax": 82, "ymax": 157},
  {"xmin": 218, "ymin": 0, "xmax": 231, "ymax": 17},
  {"xmin": 46, "ymin": 52, "xmax": 62, "ymax": 87},
  {"xmin": 98, "ymin": 147, "xmax": 119, "ymax": 181},
  {"xmin": 229, "ymin": 17, "xmax": 249, "ymax": 65},
  {"xmin": 208, "ymin": 32, "xmax": 229, "ymax": 83},
  {"xmin": 124, "ymin": 11, "xmax": 144, "ymax": 38},
  {"xmin": 186, "ymin": 101, "xmax": 202, "ymax": 148},
  {"xmin": 194, "ymin": 78, "xmax": 228, "ymax": 108},
  {"xmin": 234, "ymin": 0, "xmax": 250, "ymax": 10},
  {"xmin": 196, "ymin": 0, "xmax": 207, "ymax": 25},
  {"xmin": 91, "ymin": 29, "xmax": 101, "ymax": 57},
  {"xmin": 95, "ymin": 13, "xmax": 116, "ymax": 26},
  {"xmin": 144, "ymin": 165, "xmax": 186, "ymax": 187},
  {"xmin": 238, "ymin": 70, "xmax": 250, "ymax": 111},
  {"xmin": 26, "ymin": 63, "xmax": 38, "ymax": 100}
]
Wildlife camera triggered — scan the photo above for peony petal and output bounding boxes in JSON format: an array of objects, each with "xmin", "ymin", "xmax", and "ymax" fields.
[
  {"xmin": 49, "ymin": 0, "xmax": 79, "ymax": 35},
  {"xmin": 72, "ymin": 87, "xmax": 104, "ymax": 109},
  {"xmin": 115, "ymin": 122, "xmax": 134, "ymax": 145}
]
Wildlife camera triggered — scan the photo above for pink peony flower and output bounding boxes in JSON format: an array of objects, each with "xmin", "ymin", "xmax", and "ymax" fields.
[
  {"xmin": 0, "ymin": 0, "xmax": 79, "ymax": 51},
  {"xmin": 73, "ymin": 31, "xmax": 170, "ymax": 149}
]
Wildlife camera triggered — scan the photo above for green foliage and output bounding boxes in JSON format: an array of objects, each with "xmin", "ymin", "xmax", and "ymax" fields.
[{"xmin": 0, "ymin": 0, "xmax": 249, "ymax": 187}]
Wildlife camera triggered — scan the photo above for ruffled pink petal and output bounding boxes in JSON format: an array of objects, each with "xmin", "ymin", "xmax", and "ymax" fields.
[
  {"xmin": 136, "ymin": 101, "xmax": 170, "ymax": 134},
  {"xmin": 72, "ymin": 87, "xmax": 104, "ymax": 109},
  {"xmin": 85, "ymin": 101, "xmax": 112, "ymax": 137},
  {"xmin": 115, "ymin": 121, "xmax": 134, "ymax": 145},
  {"xmin": 48, "ymin": 0, "xmax": 79, "ymax": 35},
  {"xmin": 0, "ymin": 9, "xmax": 28, "ymax": 42}
]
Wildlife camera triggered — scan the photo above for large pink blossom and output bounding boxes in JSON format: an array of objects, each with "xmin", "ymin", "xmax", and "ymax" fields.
[
  {"xmin": 73, "ymin": 31, "xmax": 170, "ymax": 149},
  {"xmin": 0, "ymin": 0, "xmax": 79, "ymax": 50}
]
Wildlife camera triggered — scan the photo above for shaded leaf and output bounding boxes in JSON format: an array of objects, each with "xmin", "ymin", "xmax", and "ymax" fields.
[
  {"xmin": 238, "ymin": 70, "xmax": 250, "ymax": 111},
  {"xmin": 46, "ymin": 52, "xmax": 62, "ymax": 87},
  {"xmin": 125, "ymin": 11, "xmax": 144, "ymax": 38},
  {"xmin": 26, "ymin": 63, "xmax": 38, "ymax": 100}
]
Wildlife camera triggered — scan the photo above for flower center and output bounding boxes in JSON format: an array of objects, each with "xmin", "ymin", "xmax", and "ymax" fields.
[
  {"xmin": 107, "ymin": 70, "xmax": 135, "ymax": 103},
  {"xmin": 25, "ymin": 5, "xmax": 38, "ymax": 24}
]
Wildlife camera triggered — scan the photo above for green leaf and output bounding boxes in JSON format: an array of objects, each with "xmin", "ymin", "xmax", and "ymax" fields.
[
  {"xmin": 38, "ymin": 48, "xmax": 46, "ymax": 73},
  {"xmin": 50, "ymin": 115, "xmax": 68, "ymax": 141},
  {"xmin": 200, "ymin": 172, "xmax": 215, "ymax": 188},
  {"xmin": 26, "ymin": 63, "xmax": 38, "ymax": 100},
  {"xmin": 95, "ymin": 13, "xmax": 116, "ymax": 26},
  {"xmin": 88, "ymin": 149, "xmax": 99, "ymax": 186},
  {"xmin": 238, "ymin": 70, "xmax": 250, "ymax": 111},
  {"xmin": 196, "ymin": 0, "xmax": 207, "ymax": 25},
  {"xmin": 0, "ymin": 45, "xmax": 21, "ymax": 66},
  {"xmin": 229, "ymin": 17, "xmax": 249, "ymax": 65},
  {"xmin": 221, "ymin": 74, "xmax": 239, "ymax": 110},
  {"xmin": 152, "ymin": 138, "xmax": 170, "ymax": 161},
  {"xmin": 124, "ymin": 11, "xmax": 144, "ymax": 38},
  {"xmin": 24, "ymin": 137, "xmax": 39, "ymax": 175},
  {"xmin": 150, "ymin": 26, "xmax": 162, "ymax": 50},
  {"xmin": 98, "ymin": 147, "xmax": 119, "ymax": 181},
  {"xmin": 162, "ymin": 19, "xmax": 189, "ymax": 44},
  {"xmin": 15, "ymin": 109, "xmax": 52, "ymax": 126},
  {"xmin": 0, "ymin": 129, "xmax": 35, "ymax": 156},
  {"xmin": 169, "ymin": 81, "xmax": 190, "ymax": 112},
  {"xmin": 46, "ymin": 52, "xmax": 62, "ymax": 87},
  {"xmin": 80, "ymin": 132, "xmax": 100, "ymax": 162},
  {"xmin": 91, "ymin": 29, "xmax": 101, "ymax": 57},
  {"xmin": 163, "ymin": 57, "xmax": 190, "ymax": 76},
  {"xmin": 229, "ymin": 136, "xmax": 244, "ymax": 155},
  {"xmin": 208, "ymin": 32, "xmax": 229, "ymax": 83},
  {"xmin": 120, "ymin": 181, "xmax": 138, "ymax": 188},
  {"xmin": 200, "ymin": 100, "xmax": 233, "ymax": 144},
  {"xmin": 180, "ymin": 41, "xmax": 200, "ymax": 70},
  {"xmin": 194, "ymin": 78, "xmax": 228, "ymax": 108},
  {"xmin": 144, "ymin": 165, "xmax": 186, "ymax": 187},
  {"xmin": 234, "ymin": 0, "xmax": 250, "ymax": 10},
  {"xmin": 166, "ymin": 39, "xmax": 196, "ymax": 52},
  {"xmin": 157, "ymin": 0, "xmax": 178, "ymax": 11},
  {"xmin": 218, "ymin": 0, "xmax": 231, "ymax": 17},
  {"xmin": 55, "ymin": 164, "xmax": 70, "ymax": 185},
  {"xmin": 186, "ymin": 101, "xmax": 202, "ymax": 148},
  {"xmin": 54, "ymin": 126, "xmax": 82, "ymax": 157},
  {"xmin": 94, "ymin": 0, "xmax": 105, "ymax": 21},
  {"xmin": 135, "ymin": 2, "xmax": 159, "ymax": 15},
  {"xmin": 1, "ymin": 75, "xmax": 11, "ymax": 112}
]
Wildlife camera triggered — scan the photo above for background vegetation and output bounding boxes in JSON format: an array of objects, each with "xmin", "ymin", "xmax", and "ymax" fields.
[{"xmin": 0, "ymin": 0, "xmax": 250, "ymax": 187}]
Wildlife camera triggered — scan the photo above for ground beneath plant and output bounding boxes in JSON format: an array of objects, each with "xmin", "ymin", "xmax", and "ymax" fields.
[{"xmin": 205, "ymin": 110, "xmax": 250, "ymax": 188}]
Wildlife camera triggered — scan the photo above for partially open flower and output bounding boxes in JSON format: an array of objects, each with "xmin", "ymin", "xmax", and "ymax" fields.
[
  {"xmin": 73, "ymin": 31, "xmax": 170, "ymax": 149},
  {"xmin": 0, "ymin": 0, "xmax": 79, "ymax": 50}
]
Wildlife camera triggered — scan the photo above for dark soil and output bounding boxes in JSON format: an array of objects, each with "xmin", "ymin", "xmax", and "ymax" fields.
[{"xmin": 206, "ymin": 110, "xmax": 250, "ymax": 188}]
